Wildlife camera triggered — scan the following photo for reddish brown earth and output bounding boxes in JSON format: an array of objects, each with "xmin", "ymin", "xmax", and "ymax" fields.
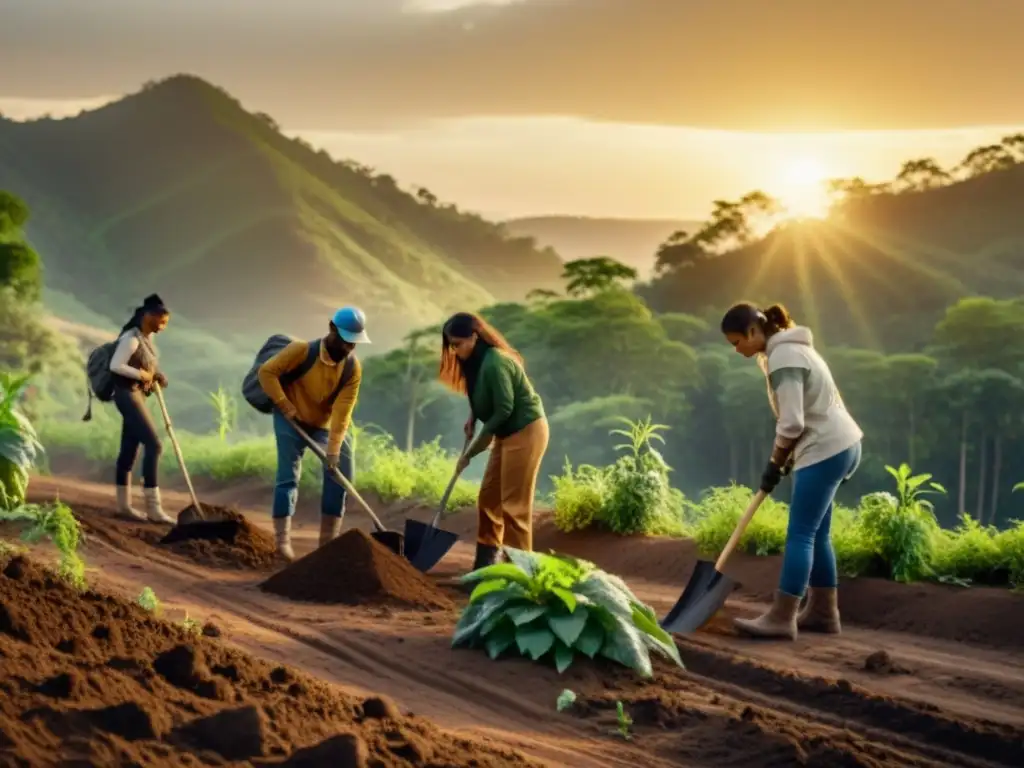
[{"xmin": 8, "ymin": 474, "xmax": 1024, "ymax": 767}]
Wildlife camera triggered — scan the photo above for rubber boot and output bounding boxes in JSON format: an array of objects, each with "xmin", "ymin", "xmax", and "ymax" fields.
[
  {"xmin": 274, "ymin": 517, "xmax": 295, "ymax": 562},
  {"xmin": 733, "ymin": 590, "xmax": 801, "ymax": 640},
  {"xmin": 797, "ymin": 586, "xmax": 842, "ymax": 634},
  {"xmin": 319, "ymin": 515, "xmax": 342, "ymax": 548},
  {"xmin": 116, "ymin": 482, "xmax": 145, "ymax": 521},
  {"xmin": 472, "ymin": 543, "xmax": 500, "ymax": 571},
  {"xmin": 142, "ymin": 487, "xmax": 175, "ymax": 524}
]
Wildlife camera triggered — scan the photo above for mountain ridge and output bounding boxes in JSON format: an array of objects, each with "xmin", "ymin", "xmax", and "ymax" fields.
[{"xmin": 0, "ymin": 74, "xmax": 565, "ymax": 348}]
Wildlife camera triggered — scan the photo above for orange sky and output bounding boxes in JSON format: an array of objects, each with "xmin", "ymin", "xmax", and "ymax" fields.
[{"xmin": 2, "ymin": 0, "xmax": 1023, "ymax": 218}]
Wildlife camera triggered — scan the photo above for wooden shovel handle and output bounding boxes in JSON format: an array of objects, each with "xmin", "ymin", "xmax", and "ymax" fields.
[
  {"xmin": 427, "ymin": 436, "xmax": 472, "ymax": 529},
  {"xmin": 284, "ymin": 415, "xmax": 389, "ymax": 533},
  {"xmin": 152, "ymin": 383, "xmax": 204, "ymax": 519},
  {"xmin": 714, "ymin": 489, "xmax": 767, "ymax": 572}
]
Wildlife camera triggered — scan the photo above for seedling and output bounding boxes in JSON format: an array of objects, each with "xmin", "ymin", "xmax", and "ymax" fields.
[{"xmin": 615, "ymin": 700, "xmax": 633, "ymax": 740}]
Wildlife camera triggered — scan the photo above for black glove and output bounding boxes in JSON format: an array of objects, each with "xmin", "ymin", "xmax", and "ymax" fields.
[
  {"xmin": 154, "ymin": 371, "xmax": 169, "ymax": 388},
  {"xmin": 760, "ymin": 461, "xmax": 784, "ymax": 494}
]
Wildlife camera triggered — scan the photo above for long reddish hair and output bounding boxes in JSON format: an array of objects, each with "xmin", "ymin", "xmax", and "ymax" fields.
[{"xmin": 439, "ymin": 312, "xmax": 523, "ymax": 394}]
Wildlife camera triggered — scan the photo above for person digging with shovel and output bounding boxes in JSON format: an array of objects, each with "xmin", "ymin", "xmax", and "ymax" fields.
[
  {"xmin": 721, "ymin": 302, "xmax": 863, "ymax": 641},
  {"xmin": 257, "ymin": 307, "xmax": 369, "ymax": 561},
  {"xmin": 108, "ymin": 294, "xmax": 175, "ymax": 524},
  {"xmin": 439, "ymin": 312, "xmax": 549, "ymax": 572}
]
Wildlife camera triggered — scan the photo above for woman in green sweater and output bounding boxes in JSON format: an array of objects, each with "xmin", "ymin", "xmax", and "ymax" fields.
[{"xmin": 440, "ymin": 312, "xmax": 549, "ymax": 570}]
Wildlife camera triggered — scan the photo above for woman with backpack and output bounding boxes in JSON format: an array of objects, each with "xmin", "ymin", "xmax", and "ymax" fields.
[
  {"xmin": 720, "ymin": 302, "xmax": 863, "ymax": 640},
  {"xmin": 108, "ymin": 293, "xmax": 175, "ymax": 524},
  {"xmin": 439, "ymin": 312, "xmax": 549, "ymax": 571}
]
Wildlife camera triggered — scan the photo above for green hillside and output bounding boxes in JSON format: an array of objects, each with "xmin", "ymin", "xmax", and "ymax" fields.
[
  {"xmin": 640, "ymin": 162, "xmax": 1024, "ymax": 350},
  {"xmin": 505, "ymin": 215, "xmax": 700, "ymax": 278},
  {"xmin": 0, "ymin": 74, "xmax": 564, "ymax": 348}
]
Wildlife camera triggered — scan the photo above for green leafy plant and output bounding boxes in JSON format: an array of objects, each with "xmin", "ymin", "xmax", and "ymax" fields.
[
  {"xmin": 180, "ymin": 612, "xmax": 201, "ymax": 636},
  {"xmin": 452, "ymin": 547, "xmax": 683, "ymax": 678},
  {"xmin": 0, "ymin": 500, "xmax": 85, "ymax": 588},
  {"xmin": 207, "ymin": 386, "xmax": 237, "ymax": 442},
  {"xmin": 556, "ymin": 689, "xmax": 577, "ymax": 712},
  {"xmin": 0, "ymin": 372, "xmax": 44, "ymax": 511},
  {"xmin": 550, "ymin": 459, "xmax": 608, "ymax": 533},
  {"xmin": 615, "ymin": 701, "xmax": 633, "ymax": 740},
  {"xmin": 137, "ymin": 586, "xmax": 161, "ymax": 615}
]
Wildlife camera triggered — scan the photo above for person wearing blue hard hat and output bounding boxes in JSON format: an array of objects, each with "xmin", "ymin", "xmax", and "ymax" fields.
[{"xmin": 257, "ymin": 305, "xmax": 370, "ymax": 559}]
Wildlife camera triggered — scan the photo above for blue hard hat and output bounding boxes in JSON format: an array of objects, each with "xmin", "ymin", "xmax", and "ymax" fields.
[{"xmin": 331, "ymin": 306, "xmax": 371, "ymax": 344}]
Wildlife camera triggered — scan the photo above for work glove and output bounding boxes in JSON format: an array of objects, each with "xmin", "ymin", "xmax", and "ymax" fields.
[
  {"xmin": 154, "ymin": 371, "xmax": 169, "ymax": 388},
  {"xmin": 760, "ymin": 461, "xmax": 784, "ymax": 494}
]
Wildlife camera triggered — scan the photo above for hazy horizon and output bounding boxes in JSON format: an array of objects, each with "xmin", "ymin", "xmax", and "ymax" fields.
[{"xmin": 3, "ymin": 0, "xmax": 1023, "ymax": 220}]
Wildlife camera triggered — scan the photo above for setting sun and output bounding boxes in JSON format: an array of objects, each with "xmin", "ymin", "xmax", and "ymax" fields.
[{"xmin": 772, "ymin": 155, "xmax": 831, "ymax": 220}]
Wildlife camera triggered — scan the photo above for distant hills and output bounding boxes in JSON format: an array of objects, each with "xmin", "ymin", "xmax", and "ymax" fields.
[
  {"xmin": 639, "ymin": 162, "xmax": 1024, "ymax": 350},
  {"xmin": 0, "ymin": 75, "xmax": 565, "ymax": 349},
  {"xmin": 505, "ymin": 215, "xmax": 700, "ymax": 278}
]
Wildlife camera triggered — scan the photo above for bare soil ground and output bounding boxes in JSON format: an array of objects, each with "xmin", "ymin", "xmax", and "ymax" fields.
[{"xmin": 5, "ymin": 474, "xmax": 1023, "ymax": 767}]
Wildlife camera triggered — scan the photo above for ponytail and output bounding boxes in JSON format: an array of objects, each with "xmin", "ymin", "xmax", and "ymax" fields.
[{"xmin": 720, "ymin": 301, "xmax": 795, "ymax": 337}]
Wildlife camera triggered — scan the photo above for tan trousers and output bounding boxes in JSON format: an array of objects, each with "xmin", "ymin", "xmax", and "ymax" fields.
[{"xmin": 477, "ymin": 417, "xmax": 550, "ymax": 551}]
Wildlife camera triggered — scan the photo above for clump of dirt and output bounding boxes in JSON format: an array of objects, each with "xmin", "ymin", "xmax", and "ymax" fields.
[
  {"xmin": 159, "ymin": 505, "xmax": 281, "ymax": 570},
  {"xmin": 863, "ymin": 650, "xmax": 911, "ymax": 676},
  {"xmin": 574, "ymin": 646, "xmax": 1024, "ymax": 768},
  {"xmin": 259, "ymin": 529, "xmax": 453, "ymax": 611},
  {"xmin": 0, "ymin": 552, "xmax": 534, "ymax": 767}
]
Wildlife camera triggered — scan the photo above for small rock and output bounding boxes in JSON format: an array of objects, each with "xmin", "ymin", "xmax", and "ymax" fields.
[
  {"xmin": 154, "ymin": 644, "xmax": 205, "ymax": 689},
  {"xmin": 201, "ymin": 621, "xmax": 222, "ymax": 638},
  {"xmin": 282, "ymin": 732, "xmax": 369, "ymax": 768},
  {"xmin": 361, "ymin": 695, "xmax": 401, "ymax": 720},
  {"xmin": 174, "ymin": 705, "xmax": 269, "ymax": 760},
  {"xmin": 864, "ymin": 649, "xmax": 910, "ymax": 675}
]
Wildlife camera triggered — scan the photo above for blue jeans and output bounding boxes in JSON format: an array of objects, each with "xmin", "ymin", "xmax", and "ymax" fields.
[
  {"xmin": 271, "ymin": 410, "xmax": 355, "ymax": 519},
  {"xmin": 778, "ymin": 441, "xmax": 862, "ymax": 597}
]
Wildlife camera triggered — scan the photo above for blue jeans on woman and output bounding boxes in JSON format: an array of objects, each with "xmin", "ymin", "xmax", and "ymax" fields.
[
  {"xmin": 271, "ymin": 410, "xmax": 355, "ymax": 520},
  {"xmin": 778, "ymin": 441, "xmax": 862, "ymax": 597}
]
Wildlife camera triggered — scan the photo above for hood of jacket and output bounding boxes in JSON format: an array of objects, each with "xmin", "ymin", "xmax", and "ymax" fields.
[{"xmin": 765, "ymin": 325, "xmax": 814, "ymax": 356}]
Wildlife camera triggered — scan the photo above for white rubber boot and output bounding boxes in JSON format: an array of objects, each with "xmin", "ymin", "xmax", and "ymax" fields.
[
  {"xmin": 274, "ymin": 517, "xmax": 295, "ymax": 561},
  {"xmin": 142, "ymin": 487, "xmax": 175, "ymax": 524},
  {"xmin": 116, "ymin": 482, "xmax": 146, "ymax": 521}
]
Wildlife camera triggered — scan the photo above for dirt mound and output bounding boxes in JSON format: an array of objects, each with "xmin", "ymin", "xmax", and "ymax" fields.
[
  {"xmin": 0, "ymin": 553, "xmax": 534, "ymax": 767},
  {"xmin": 159, "ymin": 505, "xmax": 281, "ymax": 570},
  {"xmin": 573, "ymin": 643, "xmax": 1024, "ymax": 767},
  {"xmin": 259, "ymin": 529, "xmax": 453, "ymax": 611}
]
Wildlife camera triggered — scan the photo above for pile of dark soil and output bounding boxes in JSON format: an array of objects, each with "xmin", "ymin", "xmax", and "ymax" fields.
[
  {"xmin": 159, "ymin": 505, "xmax": 280, "ymax": 570},
  {"xmin": 0, "ymin": 553, "xmax": 533, "ymax": 767},
  {"xmin": 259, "ymin": 530, "xmax": 453, "ymax": 611}
]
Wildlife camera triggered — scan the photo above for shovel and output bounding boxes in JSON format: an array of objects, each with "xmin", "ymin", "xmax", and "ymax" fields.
[
  {"xmin": 285, "ymin": 416, "xmax": 405, "ymax": 556},
  {"xmin": 404, "ymin": 438, "xmax": 470, "ymax": 572},
  {"xmin": 660, "ymin": 489, "xmax": 767, "ymax": 634},
  {"xmin": 151, "ymin": 383, "xmax": 239, "ymax": 542}
]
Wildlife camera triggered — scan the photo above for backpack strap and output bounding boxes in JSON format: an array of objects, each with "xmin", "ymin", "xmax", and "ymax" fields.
[
  {"xmin": 280, "ymin": 339, "xmax": 321, "ymax": 388},
  {"xmin": 326, "ymin": 354, "xmax": 357, "ymax": 407}
]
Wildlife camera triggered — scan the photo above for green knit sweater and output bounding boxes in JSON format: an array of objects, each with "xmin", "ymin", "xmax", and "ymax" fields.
[{"xmin": 470, "ymin": 347, "xmax": 544, "ymax": 440}]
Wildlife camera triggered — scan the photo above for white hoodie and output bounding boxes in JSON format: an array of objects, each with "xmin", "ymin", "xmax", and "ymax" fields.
[{"xmin": 760, "ymin": 326, "xmax": 863, "ymax": 471}]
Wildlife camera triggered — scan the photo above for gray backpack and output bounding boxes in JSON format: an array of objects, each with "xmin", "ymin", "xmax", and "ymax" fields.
[{"xmin": 241, "ymin": 334, "xmax": 356, "ymax": 414}]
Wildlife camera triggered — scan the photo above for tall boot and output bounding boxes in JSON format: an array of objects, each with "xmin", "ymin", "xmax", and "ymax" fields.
[
  {"xmin": 733, "ymin": 590, "xmax": 801, "ymax": 640},
  {"xmin": 797, "ymin": 587, "xmax": 841, "ymax": 634},
  {"xmin": 142, "ymin": 487, "xmax": 175, "ymax": 524},
  {"xmin": 319, "ymin": 515, "xmax": 342, "ymax": 548},
  {"xmin": 472, "ymin": 543, "xmax": 500, "ymax": 571},
  {"xmin": 116, "ymin": 482, "xmax": 145, "ymax": 521},
  {"xmin": 274, "ymin": 517, "xmax": 295, "ymax": 562}
]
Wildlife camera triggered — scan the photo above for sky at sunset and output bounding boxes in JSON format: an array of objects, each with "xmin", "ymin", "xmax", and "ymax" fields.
[{"xmin": 2, "ymin": 0, "xmax": 1022, "ymax": 219}]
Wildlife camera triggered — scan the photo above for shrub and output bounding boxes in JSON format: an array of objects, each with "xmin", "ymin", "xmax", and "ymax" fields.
[
  {"xmin": 0, "ymin": 372, "xmax": 44, "ymax": 510},
  {"xmin": 452, "ymin": 547, "xmax": 683, "ymax": 678},
  {"xmin": 549, "ymin": 459, "xmax": 607, "ymax": 533}
]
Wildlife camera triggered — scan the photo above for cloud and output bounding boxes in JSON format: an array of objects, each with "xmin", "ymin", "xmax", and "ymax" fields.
[{"xmin": 2, "ymin": 0, "xmax": 1023, "ymax": 131}]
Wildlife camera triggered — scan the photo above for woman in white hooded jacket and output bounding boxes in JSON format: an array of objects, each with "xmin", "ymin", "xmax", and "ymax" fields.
[{"xmin": 721, "ymin": 302, "xmax": 863, "ymax": 640}]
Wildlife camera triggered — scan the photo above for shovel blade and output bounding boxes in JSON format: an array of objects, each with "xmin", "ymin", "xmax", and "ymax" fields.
[
  {"xmin": 371, "ymin": 530, "xmax": 405, "ymax": 557},
  {"xmin": 660, "ymin": 560, "xmax": 737, "ymax": 635},
  {"xmin": 403, "ymin": 519, "xmax": 459, "ymax": 573}
]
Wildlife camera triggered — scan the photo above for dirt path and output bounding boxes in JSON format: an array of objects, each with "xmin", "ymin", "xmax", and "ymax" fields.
[{"xmin": 15, "ymin": 475, "xmax": 1024, "ymax": 767}]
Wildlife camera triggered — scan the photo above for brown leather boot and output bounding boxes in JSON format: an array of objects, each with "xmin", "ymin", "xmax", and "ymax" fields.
[
  {"xmin": 274, "ymin": 517, "xmax": 295, "ymax": 562},
  {"xmin": 318, "ymin": 515, "xmax": 342, "ymax": 548},
  {"xmin": 797, "ymin": 587, "xmax": 841, "ymax": 634},
  {"xmin": 734, "ymin": 590, "xmax": 801, "ymax": 640}
]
